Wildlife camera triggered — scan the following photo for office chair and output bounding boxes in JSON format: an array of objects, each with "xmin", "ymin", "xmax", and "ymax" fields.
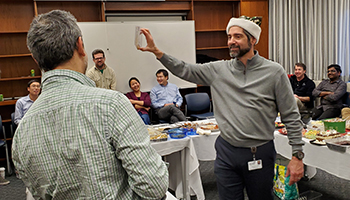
[
  {"xmin": 0, "ymin": 115, "xmax": 13, "ymax": 175},
  {"xmin": 11, "ymin": 112, "xmax": 17, "ymax": 137},
  {"xmin": 184, "ymin": 93, "xmax": 214, "ymax": 120}
]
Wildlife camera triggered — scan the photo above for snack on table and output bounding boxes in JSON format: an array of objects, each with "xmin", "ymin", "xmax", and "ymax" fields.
[
  {"xmin": 315, "ymin": 129, "xmax": 343, "ymax": 141},
  {"xmin": 196, "ymin": 127, "xmax": 211, "ymax": 135},
  {"xmin": 303, "ymin": 129, "xmax": 320, "ymax": 139},
  {"xmin": 148, "ymin": 127, "xmax": 168, "ymax": 142},
  {"xmin": 307, "ymin": 120, "xmax": 324, "ymax": 131},
  {"xmin": 200, "ymin": 124, "xmax": 219, "ymax": 131}
]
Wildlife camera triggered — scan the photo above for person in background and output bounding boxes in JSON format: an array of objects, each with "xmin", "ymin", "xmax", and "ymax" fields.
[
  {"xmin": 312, "ymin": 64, "xmax": 347, "ymax": 120},
  {"xmin": 139, "ymin": 16, "xmax": 304, "ymax": 200},
  {"xmin": 12, "ymin": 10, "xmax": 168, "ymax": 200},
  {"xmin": 150, "ymin": 69, "xmax": 187, "ymax": 124},
  {"xmin": 289, "ymin": 63, "xmax": 315, "ymax": 111},
  {"xmin": 86, "ymin": 49, "xmax": 117, "ymax": 90},
  {"xmin": 14, "ymin": 79, "xmax": 41, "ymax": 125},
  {"xmin": 126, "ymin": 77, "xmax": 152, "ymax": 125}
]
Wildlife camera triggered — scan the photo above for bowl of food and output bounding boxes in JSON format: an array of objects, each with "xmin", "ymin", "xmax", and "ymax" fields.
[{"xmin": 167, "ymin": 128, "xmax": 187, "ymax": 139}]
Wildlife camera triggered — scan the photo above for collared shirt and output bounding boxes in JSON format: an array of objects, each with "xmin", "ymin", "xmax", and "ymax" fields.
[
  {"xmin": 289, "ymin": 74, "xmax": 316, "ymax": 108},
  {"xmin": 12, "ymin": 69, "xmax": 168, "ymax": 200},
  {"xmin": 312, "ymin": 78, "xmax": 347, "ymax": 111},
  {"xmin": 150, "ymin": 82, "xmax": 183, "ymax": 109},
  {"xmin": 14, "ymin": 95, "xmax": 34, "ymax": 125},
  {"xmin": 86, "ymin": 64, "xmax": 117, "ymax": 90}
]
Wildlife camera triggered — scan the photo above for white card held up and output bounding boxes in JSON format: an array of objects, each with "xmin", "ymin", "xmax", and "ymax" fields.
[{"xmin": 134, "ymin": 26, "xmax": 142, "ymax": 49}]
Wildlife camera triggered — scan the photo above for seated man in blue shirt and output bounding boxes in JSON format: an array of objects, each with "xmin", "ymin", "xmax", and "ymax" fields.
[
  {"xmin": 14, "ymin": 79, "xmax": 41, "ymax": 125},
  {"xmin": 150, "ymin": 69, "xmax": 187, "ymax": 123}
]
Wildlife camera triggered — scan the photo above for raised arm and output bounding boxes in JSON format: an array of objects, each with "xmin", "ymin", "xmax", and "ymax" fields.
[{"xmin": 138, "ymin": 28, "xmax": 164, "ymax": 59}]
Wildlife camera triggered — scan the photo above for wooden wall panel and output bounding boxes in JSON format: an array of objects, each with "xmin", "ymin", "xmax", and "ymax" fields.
[
  {"xmin": 0, "ymin": 33, "xmax": 29, "ymax": 55},
  {"xmin": 36, "ymin": 1, "xmax": 102, "ymax": 22},
  {"xmin": 1, "ymin": 79, "xmax": 32, "ymax": 99},
  {"xmin": 197, "ymin": 49, "xmax": 231, "ymax": 60},
  {"xmin": 196, "ymin": 31, "xmax": 227, "ymax": 49},
  {"xmin": 105, "ymin": 2, "xmax": 191, "ymax": 12},
  {"xmin": 240, "ymin": 0, "xmax": 269, "ymax": 58},
  {"xmin": 193, "ymin": 1, "xmax": 237, "ymax": 31},
  {"xmin": 0, "ymin": 1, "xmax": 34, "ymax": 32},
  {"xmin": 0, "ymin": 57, "xmax": 39, "ymax": 78}
]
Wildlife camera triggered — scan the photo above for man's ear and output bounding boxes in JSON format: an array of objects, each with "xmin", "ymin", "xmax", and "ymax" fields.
[
  {"xmin": 252, "ymin": 37, "xmax": 257, "ymax": 46},
  {"xmin": 76, "ymin": 37, "xmax": 86, "ymax": 57}
]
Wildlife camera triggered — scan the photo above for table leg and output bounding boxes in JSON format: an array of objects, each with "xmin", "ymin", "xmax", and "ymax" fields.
[{"xmin": 181, "ymin": 148, "xmax": 190, "ymax": 200}]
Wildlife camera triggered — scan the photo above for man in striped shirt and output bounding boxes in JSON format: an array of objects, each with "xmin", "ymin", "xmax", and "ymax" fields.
[{"xmin": 12, "ymin": 10, "xmax": 168, "ymax": 200}]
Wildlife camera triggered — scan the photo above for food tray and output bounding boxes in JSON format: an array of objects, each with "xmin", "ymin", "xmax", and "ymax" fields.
[
  {"xmin": 166, "ymin": 128, "xmax": 188, "ymax": 139},
  {"xmin": 325, "ymin": 135, "xmax": 350, "ymax": 153}
]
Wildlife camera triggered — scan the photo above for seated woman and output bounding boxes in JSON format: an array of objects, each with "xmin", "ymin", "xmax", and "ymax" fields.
[{"xmin": 126, "ymin": 77, "xmax": 151, "ymax": 125}]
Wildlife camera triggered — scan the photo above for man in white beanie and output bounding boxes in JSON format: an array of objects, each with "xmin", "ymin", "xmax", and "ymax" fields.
[{"xmin": 138, "ymin": 16, "xmax": 304, "ymax": 200}]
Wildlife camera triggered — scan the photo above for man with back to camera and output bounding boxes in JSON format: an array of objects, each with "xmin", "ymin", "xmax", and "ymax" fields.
[
  {"xmin": 12, "ymin": 10, "xmax": 168, "ymax": 200},
  {"xmin": 312, "ymin": 64, "xmax": 347, "ymax": 120},
  {"xmin": 139, "ymin": 16, "xmax": 304, "ymax": 199},
  {"xmin": 290, "ymin": 63, "xmax": 316, "ymax": 111},
  {"xmin": 14, "ymin": 79, "xmax": 41, "ymax": 125},
  {"xmin": 150, "ymin": 69, "xmax": 187, "ymax": 124},
  {"xmin": 86, "ymin": 49, "xmax": 117, "ymax": 90}
]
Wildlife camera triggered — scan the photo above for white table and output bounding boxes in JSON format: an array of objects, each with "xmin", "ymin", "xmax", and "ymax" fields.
[
  {"xmin": 274, "ymin": 131, "xmax": 350, "ymax": 181},
  {"xmin": 151, "ymin": 137, "xmax": 205, "ymax": 200}
]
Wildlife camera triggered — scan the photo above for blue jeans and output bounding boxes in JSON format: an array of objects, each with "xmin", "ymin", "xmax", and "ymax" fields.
[
  {"xmin": 138, "ymin": 112, "xmax": 151, "ymax": 125},
  {"xmin": 214, "ymin": 136, "xmax": 276, "ymax": 200}
]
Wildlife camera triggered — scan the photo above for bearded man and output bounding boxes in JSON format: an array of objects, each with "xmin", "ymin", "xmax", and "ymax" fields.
[
  {"xmin": 138, "ymin": 16, "xmax": 305, "ymax": 200},
  {"xmin": 86, "ymin": 49, "xmax": 117, "ymax": 90}
]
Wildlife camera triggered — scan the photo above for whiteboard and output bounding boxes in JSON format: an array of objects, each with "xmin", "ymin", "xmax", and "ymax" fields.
[{"xmin": 77, "ymin": 21, "xmax": 197, "ymax": 93}]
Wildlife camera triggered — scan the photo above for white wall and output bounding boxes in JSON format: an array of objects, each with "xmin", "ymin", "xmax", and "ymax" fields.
[{"xmin": 78, "ymin": 21, "xmax": 197, "ymax": 93}]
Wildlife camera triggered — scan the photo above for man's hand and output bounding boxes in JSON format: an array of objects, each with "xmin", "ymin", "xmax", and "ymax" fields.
[
  {"xmin": 164, "ymin": 103, "xmax": 173, "ymax": 107},
  {"xmin": 286, "ymin": 157, "xmax": 304, "ymax": 185},
  {"xmin": 138, "ymin": 28, "xmax": 164, "ymax": 59},
  {"xmin": 319, "ymin": 91, "xmax": 333, "ymax": 97}
]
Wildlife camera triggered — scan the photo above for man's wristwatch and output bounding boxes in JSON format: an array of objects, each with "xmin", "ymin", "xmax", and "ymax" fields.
[{"xmin": 292, "ymin": 151, "xmax": 304, "ymax": 160}]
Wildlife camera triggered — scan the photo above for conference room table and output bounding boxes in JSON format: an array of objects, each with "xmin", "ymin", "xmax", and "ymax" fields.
[
  {"xmin": 150, "ymin": 120, "xmax": 350, "ymax": 200},
  {"xmin": 274, "ymin": 130, "xmax": 350, "ymax": 181}
]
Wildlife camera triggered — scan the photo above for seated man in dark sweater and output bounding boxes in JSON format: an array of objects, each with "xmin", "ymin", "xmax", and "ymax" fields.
[
  {"xmin": 290, "ymin": 63, "xmax": 316, "ymax": 111},
  {"xmin": 312, "ymin": 64, "xmax": 347, "ymax": 120}
]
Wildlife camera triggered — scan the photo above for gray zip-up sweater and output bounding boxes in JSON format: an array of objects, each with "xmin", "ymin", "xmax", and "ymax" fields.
[{"xmin": 159, "ymin": 51, "xmax": 304, "ymax": 153}]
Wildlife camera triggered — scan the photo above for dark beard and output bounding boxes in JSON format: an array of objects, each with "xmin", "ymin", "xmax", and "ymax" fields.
[{"xmin": 229, "ymin": 43, "xmax": 252, "ymax": 58}]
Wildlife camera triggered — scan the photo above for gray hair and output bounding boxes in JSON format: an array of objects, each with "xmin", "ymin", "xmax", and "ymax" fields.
[
  {"xmin": 243, "ymin": 29, "xmax": 252, "ymax": 43},
  {"xmin": 27, "ymin": 10, "xmax": 82, "ymax": 71}
]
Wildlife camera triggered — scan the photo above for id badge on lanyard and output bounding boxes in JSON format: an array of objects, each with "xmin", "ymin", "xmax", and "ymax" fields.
[{"xmin": 248, "ymin": 146, "xmax": 263, "ymax": 171}]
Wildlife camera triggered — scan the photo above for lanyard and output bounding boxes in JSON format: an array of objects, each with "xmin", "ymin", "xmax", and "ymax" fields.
[{"xmin": 251, "ymin": 147, "xmax": 257, "ymax": 161}]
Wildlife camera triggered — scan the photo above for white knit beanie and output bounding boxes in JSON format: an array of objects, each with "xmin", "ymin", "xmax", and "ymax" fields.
[{"xmin": 226, "ymin": 17, "xmax": 261, "ymax": 44}]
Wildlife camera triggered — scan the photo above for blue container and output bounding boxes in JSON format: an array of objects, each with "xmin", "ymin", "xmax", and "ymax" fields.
[{"xmin": 167, "ymin": 128, "xmax": 187, "ymax": 139}]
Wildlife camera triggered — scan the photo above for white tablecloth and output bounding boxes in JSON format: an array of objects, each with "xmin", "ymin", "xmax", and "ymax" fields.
[
  {"xmin": 190, "ymin": 132, "xmax": 220, "ymax": 161},
  {"xmin": 151, "ymin": 137, "xmax": 205, "ymax": 200},
  {"xmin": 274, "ymin": 131, "xmax": 350, "ymax": 181}
]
